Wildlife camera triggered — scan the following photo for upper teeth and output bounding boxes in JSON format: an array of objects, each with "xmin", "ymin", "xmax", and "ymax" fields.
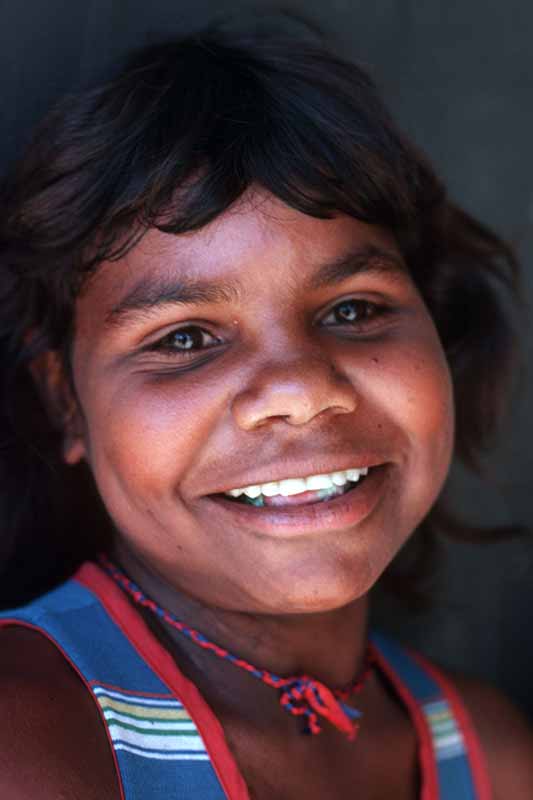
[{"xmin": 224, "ymin": 467, "xmax": 369, "ymax": 499}]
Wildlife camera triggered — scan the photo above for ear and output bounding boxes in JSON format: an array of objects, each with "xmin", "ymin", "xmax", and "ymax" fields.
[{"xmin": 29, "ymin": 349, "xmax": 87, "ymax": 465}]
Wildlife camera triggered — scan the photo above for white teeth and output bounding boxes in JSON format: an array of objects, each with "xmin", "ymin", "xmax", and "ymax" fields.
[
  {"xmin": 279, "ymin": 478, "xmax": 308, "ymax": 497},
  {"xmin": 305, "ymin": 474, "xmax": 335, "ymax": 491},
  {"xmin": 347, "ymin": 467, "xmax": 365, "ymax": 481},
  {"xmin": 261, "ymin": 482, "xmax": 281, "ymax": 497},
  {"xmin": 243, "ymin": 485, "xmax": 262, "ymax": 499},
  {"xmin": 331, "ymin": 471, "xmax": 348, "ymax": 487},
  {"xmin": 224, "ymin": 466, "xmax": 371, "ymax": 500}
]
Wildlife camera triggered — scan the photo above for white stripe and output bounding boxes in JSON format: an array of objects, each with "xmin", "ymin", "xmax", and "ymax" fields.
[
  {"xmin": 108, "ymin": 725, "xmax": 207, "ymax": 752},
  {"xmin": 93, "ymin": 687, "xmax": 183, "ymax": 708},
  {"xmin": 103, "ymin": 709, "xmax": 197, "ymax": 731},
  {"xmin": 114, "ymin": 743, "xmax": 210, "ymax": 761},
  {"xmin": 436, "ymin": 743, "xmax": 466, "ymax": 761},
  {"xmin": 430, "ymin": 719, "xmax": 457, "ymax": 734},
  {"xmin": 434, "ymin": 733, "xmax": 464, "ymax": 750}
]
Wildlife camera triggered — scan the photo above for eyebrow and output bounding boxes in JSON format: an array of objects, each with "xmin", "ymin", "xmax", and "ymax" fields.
[
  {"xmin": 104, "ymin": 244, "xmax": 406, "ymax": 329},
  {"xmin": 105, "ymin": 276, "xmax": 240, "ymax": 329},
  {"xmin": 305, "ymin": 244, "xmax": 406, "ymax": 291}
]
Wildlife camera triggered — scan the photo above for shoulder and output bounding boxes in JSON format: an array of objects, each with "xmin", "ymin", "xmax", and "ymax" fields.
[
  {"xmin": 0, "ymin": 624, "xmax": 120, "ymax": 800},
  {"xmin": 446, "ymin": 670, "xmax": 533, "ymax": 800}
]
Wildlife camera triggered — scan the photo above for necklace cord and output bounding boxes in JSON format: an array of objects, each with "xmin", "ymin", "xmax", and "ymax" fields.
[{"xmin": 99, "ymin": 555, "xmax": 375, "ymax": 740}]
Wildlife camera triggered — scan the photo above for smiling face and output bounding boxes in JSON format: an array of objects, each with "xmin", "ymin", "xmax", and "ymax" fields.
[{"xmin": 66, "ymin": 192, "xmax": 454, "ymax": 614}]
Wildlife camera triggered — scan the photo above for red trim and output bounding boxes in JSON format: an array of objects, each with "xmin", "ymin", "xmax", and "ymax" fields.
[
  {"xmin": 1, "ymin": 568, "xmax": 492, "ymax": 799},
  {"xmin": 0, "ymin": 618, "xmax": 126, "ymax": 800},
  {"xmin": 410, "ymin": 651, "xmax": 493, "ymax": 800},
  {"xmin": 371, "ymin": 644, "xmax": 440, "ymax": 800},
  {"xmin": 76, "ymin": 562, "xmax": 250, "ymax": 800}
]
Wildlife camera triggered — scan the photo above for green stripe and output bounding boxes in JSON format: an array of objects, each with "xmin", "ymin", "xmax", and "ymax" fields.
[
  {"xmin": 105, "ymin": 716, "xmax": 203, "ymax": 738},
  {"xmin": 104, "ymin": 713, "xmax": 198, "ymax": 734},
  {"xmin": 429, "ymin": 720, "xmax": 457, "ymax": 734},
  {"xmin": 102, "ymin": 706, "xmax": 193, "ymax": 724}
]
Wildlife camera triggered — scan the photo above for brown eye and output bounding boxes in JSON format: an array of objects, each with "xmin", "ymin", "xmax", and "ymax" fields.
[
  {"xmin": 335, "ymin": 300, "xmax": 372, "ymax": 322},
  {"xmin": 154, "ymin": 326, "xmax": 221, "ymax": 354},
  {"xmin": 322, "ymin": 299, "xmax": 377, "ymax": 326}
]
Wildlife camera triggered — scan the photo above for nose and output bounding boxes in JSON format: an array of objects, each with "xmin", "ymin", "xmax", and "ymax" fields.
[{"xmin": 231, "ymin": 353, "xmax": 358, "ymax": 431}]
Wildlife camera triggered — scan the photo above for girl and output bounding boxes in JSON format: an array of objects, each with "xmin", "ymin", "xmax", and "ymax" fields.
[{"xmin": 0, "ymin": 26, "xmax": 532, "ymax": 800}]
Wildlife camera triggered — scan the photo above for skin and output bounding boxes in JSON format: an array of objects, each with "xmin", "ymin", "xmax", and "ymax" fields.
[
  {"xmin": 1, "ymin": 192, "xmax": 532, "ymax": 798},
  {"xmin": 70, "ymin": 192, "xmax": 454, "ymax": 629}
]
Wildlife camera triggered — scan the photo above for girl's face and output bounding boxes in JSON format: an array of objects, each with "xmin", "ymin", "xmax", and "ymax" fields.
[{"xmin": 68, "ymin": 192, "xmax": 454, "ymax": 614}]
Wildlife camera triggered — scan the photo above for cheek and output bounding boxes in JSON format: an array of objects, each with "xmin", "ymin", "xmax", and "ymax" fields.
[
  {"xmin": 393, "ymin": 347, "xmax": 453, "ymax": 444},
  {"xmin": 389, "ymin": 334, "xmax": 454, "ymax": 506},
  {"xmin": 348, "ymin": 328, "xmax": 454, "ymax": 495},
  {"xmin": 406, "ymin": 345, "xmax": 454, "ymax": 470},
  {"xmin": 83, "ymin": 374, "xmax": 225, "ymax": 501}
]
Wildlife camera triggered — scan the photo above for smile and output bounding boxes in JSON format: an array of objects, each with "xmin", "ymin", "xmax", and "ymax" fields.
[
  {"xmin": 207, "ymin": 464, "xmax": 388, "ymax": 536},
  {"xmin": 223, "ymin": 467, "xmax": 371, "ymax": 508}
]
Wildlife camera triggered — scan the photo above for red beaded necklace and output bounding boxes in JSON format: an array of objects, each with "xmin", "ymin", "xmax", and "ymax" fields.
[{"xmin": 100, "ymin": 555, "xmax": 375, "ymax": 740}]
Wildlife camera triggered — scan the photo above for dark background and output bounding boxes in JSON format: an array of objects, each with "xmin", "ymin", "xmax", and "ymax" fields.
[{"xmin": 2, "ymin": 0, "xmax": 533, "ymax": 714}]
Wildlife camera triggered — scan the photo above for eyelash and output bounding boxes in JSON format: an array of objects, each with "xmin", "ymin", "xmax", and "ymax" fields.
[
  {"xmin": 320, "ymin": 298, "xmax": 388, "ymax": 329},
  {"xmin": 150, "ymin": 326, "xmax": 223, "ymax": 357},
  {"xmin": 147, "ymin": 299, "xmax": 389, "ymax": 358}
]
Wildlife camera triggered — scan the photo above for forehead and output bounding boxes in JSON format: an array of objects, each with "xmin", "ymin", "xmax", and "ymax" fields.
[{"xmin": 75, "ymin": 193, "xmax": 403, "ymax": 334}]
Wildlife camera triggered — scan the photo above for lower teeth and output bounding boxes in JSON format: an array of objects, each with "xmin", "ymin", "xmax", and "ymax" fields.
[
  {"xmin": 246, "ymin": 495, "xmax": 265, "ymax": 507},
  {"xmin": 239, "ymin": 480, "xmax": 359, "ymax": 507}
]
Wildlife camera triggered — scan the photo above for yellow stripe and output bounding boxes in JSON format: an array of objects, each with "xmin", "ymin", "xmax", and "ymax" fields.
[
  {"xmin": 98, "ymin": 697, "xmax": 191, "ymax": 720},
  {"xmin": 427, "ymin": 711, "xmax": 452, "ymax": 723}
]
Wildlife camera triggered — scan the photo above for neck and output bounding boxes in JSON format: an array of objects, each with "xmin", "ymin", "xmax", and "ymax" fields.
[{"xmin": 109, "ymin": 542, "xmax": 369, "ymax": 690}]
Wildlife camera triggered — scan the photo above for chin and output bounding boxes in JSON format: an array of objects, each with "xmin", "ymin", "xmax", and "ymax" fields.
[{"xmin": 247, "ymin": 556, "xmax": 378, "ymax": 615}]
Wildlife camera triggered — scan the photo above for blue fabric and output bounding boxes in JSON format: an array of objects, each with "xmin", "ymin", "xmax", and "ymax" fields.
[
  {"xmin": 0, "ymin": 579, "xmax": 227, "ymax": 800},
  {"xmin": 0, "ymin": 577, "xmax": 483, "ymax": 799},
  {"xmin": 371, "ymin": 631, "xmax": 479, "ymax": 800}
]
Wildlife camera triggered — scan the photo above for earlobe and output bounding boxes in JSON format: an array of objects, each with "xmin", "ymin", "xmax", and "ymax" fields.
[
  {"xmin": 28, "ymin": 345, "xmax": 87, "ymax": 465},
  {"xmin": 63, "ymin": 435, "xmax": 86, "ymax": 465}
]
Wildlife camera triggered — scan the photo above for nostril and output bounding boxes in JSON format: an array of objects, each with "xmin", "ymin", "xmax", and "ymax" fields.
[
  {"xmin": 231, "ymin": 361, "xmax": 358, "ymax": 431},
  {"xmin": 330, "ymin": 404, "xmax": 355, "ymax": 416},
  {"xmin": 254, "ymin": 414, "xmax": 291, "ymax": 428}
]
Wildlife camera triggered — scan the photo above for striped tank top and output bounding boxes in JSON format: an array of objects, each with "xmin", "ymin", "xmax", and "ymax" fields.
[{"xmin": 0, "ymin": 561, "xmax": 491, "ymax": 799}]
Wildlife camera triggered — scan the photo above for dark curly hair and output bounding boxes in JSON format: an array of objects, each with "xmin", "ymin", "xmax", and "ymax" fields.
[{"xmin": 0, "ymin": 27, "xmax": 520, "ymax": 606}]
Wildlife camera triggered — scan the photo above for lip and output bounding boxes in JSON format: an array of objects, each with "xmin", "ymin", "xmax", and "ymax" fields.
[
  {"xmin": 202, "ymin": 464, "xmax": 390, "ymax": 537},
  {"xmin": 199, "ymin": 455, "xmax": 388, "ymax": 497}
]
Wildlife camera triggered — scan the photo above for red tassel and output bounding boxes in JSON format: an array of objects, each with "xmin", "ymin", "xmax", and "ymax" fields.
[{"xmin": 303, "ymin": 681, "xmax": 359, "ymax": 740}]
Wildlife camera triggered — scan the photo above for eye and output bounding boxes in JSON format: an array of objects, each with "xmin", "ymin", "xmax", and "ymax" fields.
[
  {"xmin": 321, "ymin": 298, "xmax": 383, "ymax": 328},
  {"xmin": 149, "ymin": 325, "xmax": 222, "ymax": 356}
]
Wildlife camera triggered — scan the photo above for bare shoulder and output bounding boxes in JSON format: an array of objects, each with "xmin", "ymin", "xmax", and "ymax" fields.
[
  {"xmin": 0, "ymin": 625, "xmax": 120, "ymax": 800},
  {"xmin": 448, "ymin": 670, "xmax": 533, "ymax": 800}
]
